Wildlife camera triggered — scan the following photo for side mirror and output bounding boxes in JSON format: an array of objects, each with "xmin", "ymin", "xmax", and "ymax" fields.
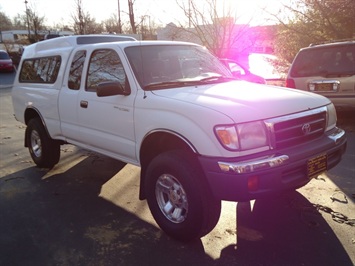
[
  {"xmin": 232, "ymin": 70, "xmax": 242, "ymax": 78},
  {"xmin": 96, "ymin": 81, "xmax": 131, "ymax": 97}
]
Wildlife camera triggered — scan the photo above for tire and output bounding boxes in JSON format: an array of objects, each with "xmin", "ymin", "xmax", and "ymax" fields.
[
  {"xmin": 26, "ymin": 117, "xmax": 60, "ymax": 168},
  {"xmin": 145, "ymin": 150, "xmax": 221, "ymax": 242}
]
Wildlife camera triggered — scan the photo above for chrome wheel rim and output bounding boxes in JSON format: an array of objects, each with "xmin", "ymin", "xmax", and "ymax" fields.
[
  {"xmin": 30, "ymin": 130, "xmax": 42, "ymax": 158},
  {"xmin": 155, "ymin": 174, "xmax": 188, "ymax": 223}
]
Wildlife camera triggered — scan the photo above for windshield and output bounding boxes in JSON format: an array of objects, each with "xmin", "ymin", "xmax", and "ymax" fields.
[
  {"xmin": 291, "ymin": 44, "xmax": 355, "ymax": 77},
  {"xmin": 125, "ymin": 44, "xmax": 232, "ymax": 90}
]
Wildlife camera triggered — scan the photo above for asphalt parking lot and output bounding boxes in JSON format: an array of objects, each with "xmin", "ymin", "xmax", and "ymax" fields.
[{"xmin": 0, "ymin": 71, "xmax": 354, "ymax": 265}]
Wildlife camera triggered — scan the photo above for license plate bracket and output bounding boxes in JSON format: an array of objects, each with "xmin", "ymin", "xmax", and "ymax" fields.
[{"xmin": 307, "ymin": 153, "xmax": 327, "ymax": 178}]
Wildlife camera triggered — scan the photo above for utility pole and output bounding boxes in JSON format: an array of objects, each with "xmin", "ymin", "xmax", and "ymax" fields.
[
  {"xmin": 24, "ymin": 0, "xmax": 31, "ymax": 41},
  {"xmin": 117, "ymin": 0, "xmax": 122, "ymax": 33},
  {"xmin": 188, "ymin": 0, "xmax": 191, "ymax": 28},
  {"xmin": 128, "ymin": 0, "xmax": 136, "ymax": 34}
]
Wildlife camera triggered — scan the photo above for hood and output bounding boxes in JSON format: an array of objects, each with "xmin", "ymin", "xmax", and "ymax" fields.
[{"xmin": 151, "ymin": 81, "xmax": 330, "ymax": 123}]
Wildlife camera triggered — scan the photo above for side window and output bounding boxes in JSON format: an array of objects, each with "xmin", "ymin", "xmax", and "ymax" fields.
[
  {"xmin": 19, "ymin": 56, "xmax": 61, "ymax": 83},
  {"xmin": 68, "ymin": 50, "xmax": 86, "ymax": 90},
  {"xmin": 86, "ymin": 49, "xmax": 128, "ymax": 92},
  {"xmin": 334, "ymin": 46, "xmax": 355, "ymax": 72}
]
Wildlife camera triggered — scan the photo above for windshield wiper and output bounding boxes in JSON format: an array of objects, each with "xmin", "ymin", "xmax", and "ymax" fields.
[
  {"xmin": 144, "ymin": 81, "xmax": 198, "ymax": 90},
  {"xmin": 144, "ymin": 76, "xmax": 236, "ymax": 90},
  {"xmin": 199, "ymin": 76, "xmax": 236, "ymax": 83}
]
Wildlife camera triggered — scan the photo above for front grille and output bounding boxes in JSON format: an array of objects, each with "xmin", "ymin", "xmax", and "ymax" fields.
[{"xmin": 271, "ymin": 111, "xmax": 326, "ymax": 149}]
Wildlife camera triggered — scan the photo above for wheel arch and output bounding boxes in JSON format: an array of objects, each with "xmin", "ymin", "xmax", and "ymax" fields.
[
  {"xmin": 138, "ymin": 130, "xmax": 199, "ymax": 200},
  {"xmin": 24, "ymin": 107, "xmax": 47, "ymax": 147}
]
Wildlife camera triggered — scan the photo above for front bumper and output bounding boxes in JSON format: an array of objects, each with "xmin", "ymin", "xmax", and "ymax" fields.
[{"xmin": 199, "ymin": 127, "xmax": 347, "ymax": 202}]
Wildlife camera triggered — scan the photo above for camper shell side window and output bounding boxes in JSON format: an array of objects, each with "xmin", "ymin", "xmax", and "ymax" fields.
[{"xmin": 19, "ymin": 56, "xmax": 61, "ymax": 84}]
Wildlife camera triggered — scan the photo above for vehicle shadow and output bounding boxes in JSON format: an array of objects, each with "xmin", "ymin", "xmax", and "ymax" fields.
[
  {"xmin": 217, "ymin": 192, "xmax": 353, "ymax": 266},
  {"xmin": 325, "ymin": 108, "xmax": 355, "ymax": 204},
  {"xmin": 0, "ymin": 151, "xmax": 353, "ymax": 266},
  {"xmin": 0, "ymin": 152, "xmax": 211, "ymax": 266}
]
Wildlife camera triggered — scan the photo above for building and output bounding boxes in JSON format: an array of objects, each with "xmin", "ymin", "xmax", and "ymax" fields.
[{"xmin": 0, "ymin": 30, "xmax": 75, "ymax": 44}]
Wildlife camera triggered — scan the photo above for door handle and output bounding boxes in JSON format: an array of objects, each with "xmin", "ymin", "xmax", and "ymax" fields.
[{"xmin": 80, "ymin": 100, "xmax": 88, "ymax": 108}]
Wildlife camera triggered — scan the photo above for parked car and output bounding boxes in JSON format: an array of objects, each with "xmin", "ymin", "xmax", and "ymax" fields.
[
  {"xmin": 286, "ymin": 40, "xmax": 355, "ymax": 108},
  {"xmin": 12, "ymin": 35, "xmax": 346, "ymax": 242},
  {"xmin": 220, "ymin": 58, "xmax": 266, "ymax": 84},
  {"xmin": 0, "ymin": 50, "xmax": 14, "ymax": 72}
]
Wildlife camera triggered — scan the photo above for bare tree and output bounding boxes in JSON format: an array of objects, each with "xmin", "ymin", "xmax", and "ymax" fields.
[
  {"xmin": 27, "ymin": 8, "xmax": 46, "ymax": 42},
  {"xmin": 87, "ymin": 16, "xmax": 104, "ymax": 34},
  {"xmin": 72, "ymin": 0, "xmax": 86, "ymax": 34},
  {"xmin": 143, "ymin": 16, "xmax": 159, "ymax": 39},
  {"xmin": 12, "ymin": 14, "xmax": 27, "ymax": 30},
  {"xmin": 0, "ymin": 12, "xmax": 13, "ymax": 31},
  {"xmin": 19, "ymin": 2, "xmax": 46, "ymax": 43},
  {"xmin": 175, "ymin": 0, "xmax": 254, "ymax": 58},
  {"xmin": 104, "ymin": 14, "xmax": 120, "ymax": 33},
  {"xmin": 50, "ymin": 22, "xmax": 73, "ymax": 32},
  {"xmin": 71, "ymin": 0, "xmax": 103, "ymax": 34}
]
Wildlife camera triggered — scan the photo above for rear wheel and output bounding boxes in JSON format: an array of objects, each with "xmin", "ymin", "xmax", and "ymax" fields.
[
  {"xmin": 26, "ymin": 117, "xmax": 60, "ymax": 168},
  {"xmin": 145, "ymin": 150, "xmax": 221, "ymax": 242}
]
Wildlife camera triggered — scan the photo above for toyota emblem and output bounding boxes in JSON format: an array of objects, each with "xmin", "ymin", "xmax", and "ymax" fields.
[{"xmin": 302, "ymin": 123, "xmax": 311, "ymax": 135}]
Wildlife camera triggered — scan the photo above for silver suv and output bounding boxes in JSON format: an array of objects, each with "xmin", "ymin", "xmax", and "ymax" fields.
[{"xmin": 286, "ymin": 40, "xmax": 355, "ymax": 108}]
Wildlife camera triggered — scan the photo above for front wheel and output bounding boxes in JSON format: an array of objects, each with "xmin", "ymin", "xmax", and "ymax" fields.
[
  {"xmin": 145, "ymin": 150, "xmax": 221, "ymax": 242},
  {"xmin": 26, "ymin": 117, "xmax": 60, "ymax": 168}
]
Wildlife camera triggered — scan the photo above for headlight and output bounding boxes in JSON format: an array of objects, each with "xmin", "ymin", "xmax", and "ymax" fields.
[
  {"xmin": 326, "ymin": 103, "xmax": 337, "ymax": 131},
  {"xmin": 215, "ymin": 121, "xmax": 269, "ymax": 151},
  {"xmin": 237, "ymin": 121, "xmax": 268, "ymax": 150}
]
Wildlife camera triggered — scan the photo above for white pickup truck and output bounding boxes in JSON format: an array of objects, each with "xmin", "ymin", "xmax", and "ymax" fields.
[{"xmin": 12, "ymin": 35, "xmax": 347, "ymax": 242}]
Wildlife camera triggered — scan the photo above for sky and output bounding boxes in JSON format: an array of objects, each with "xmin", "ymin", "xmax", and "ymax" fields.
[{"xmin": 0, "ymin": 0, "xmax": 285, "ymax": 29}]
